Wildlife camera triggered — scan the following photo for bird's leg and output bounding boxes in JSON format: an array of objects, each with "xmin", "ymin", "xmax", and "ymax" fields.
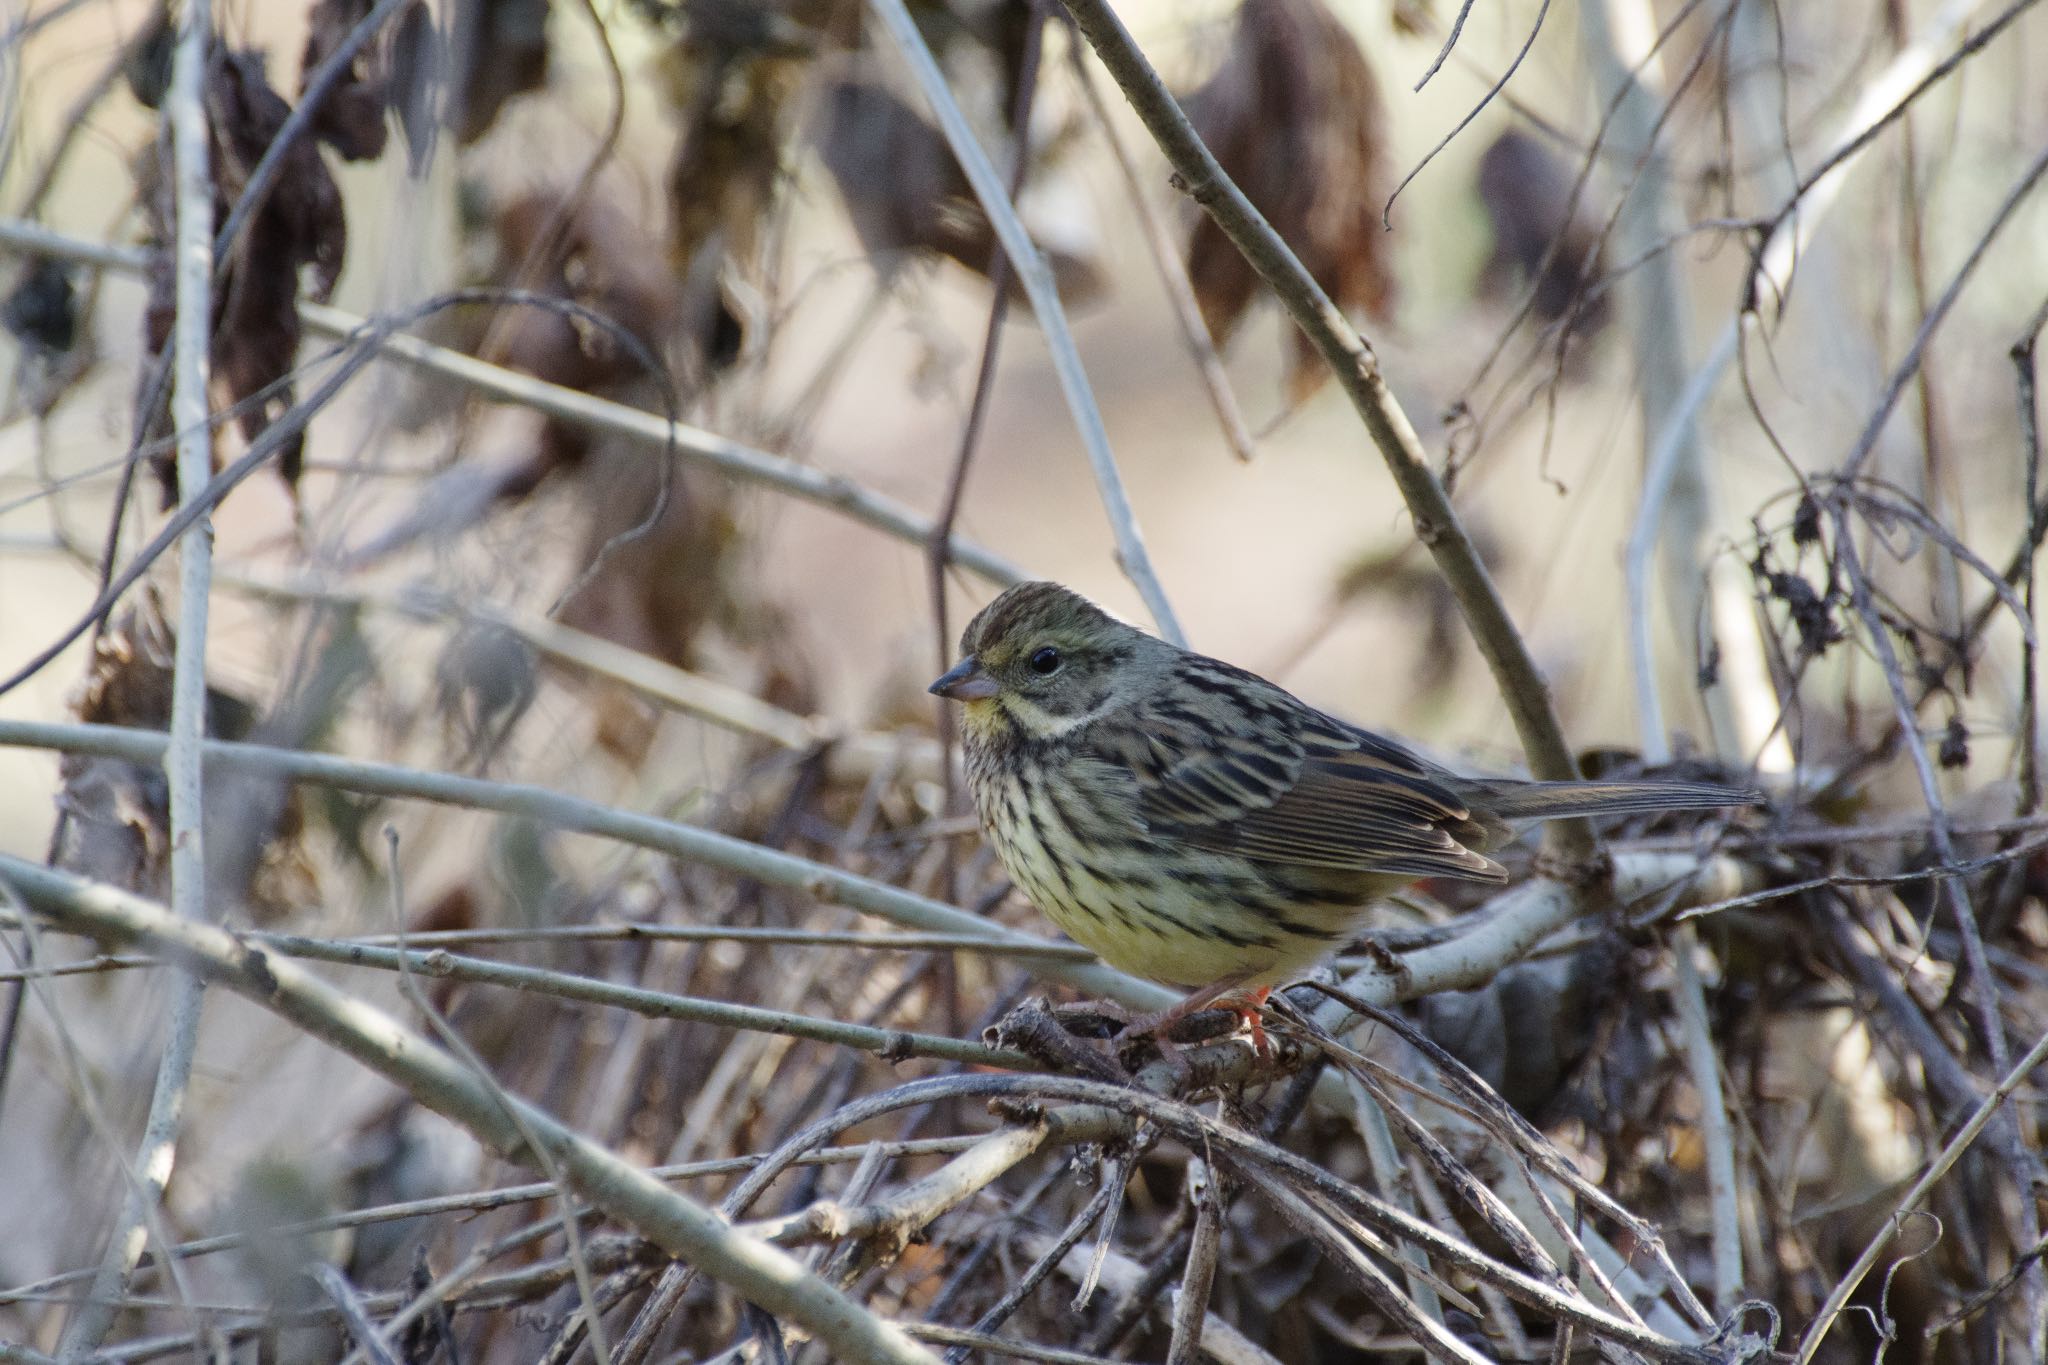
[{"xmin": 1114, "ymin": 976, "xmax": 1274, "ymax": 1060}]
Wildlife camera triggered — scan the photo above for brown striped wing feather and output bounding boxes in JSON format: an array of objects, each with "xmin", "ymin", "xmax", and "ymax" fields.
[{"xmin": 1092, "ymin": 659, "xmax": 1508, "ymax": 884}]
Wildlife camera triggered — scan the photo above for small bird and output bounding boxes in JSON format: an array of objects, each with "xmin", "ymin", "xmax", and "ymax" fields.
[{"xmin": 930, "ymin": 581, "xmax": 1757, "ymax": 1044}]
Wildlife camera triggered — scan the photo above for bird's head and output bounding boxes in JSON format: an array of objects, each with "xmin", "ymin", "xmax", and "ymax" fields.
[{"xmin": 929, "ymin": 582, "xmax": 1160, "ymax": 739}]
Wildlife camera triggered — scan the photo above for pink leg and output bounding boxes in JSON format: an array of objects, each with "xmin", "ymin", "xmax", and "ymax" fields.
[{"xmin": 1120, "ymin": 978, "xmax": 1275, "ymax": 1059}]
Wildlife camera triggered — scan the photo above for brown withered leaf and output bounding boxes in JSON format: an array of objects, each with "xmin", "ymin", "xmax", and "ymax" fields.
[
  {"xmin": 123, "ymin": 6, "xmax": 174, "ymax": 109},
  {"xmin": 1184, "ymin": 0, "xmax": 1395, "ymax": 402},
  {"xmin": 815, "ymin": 73, "xmax": 1104, "ymax": 303},
  {"xmin": 2, "ymin": 258, "xmax": 92, "ymax": 419},
  {"xmin": 489, "ymin": 190, "xmax": 682, "ymax": 391},
  {"xmin": 53, "ymin": 603, "xmax": 259, "ymax": 901},
  {"xmin": 446, "ymin": 0, "xmax": 553, "ymax": 144},
  {"xmin": 554, "ymin": 416, "xmax": 744, "ymax": 764},
  {"xmin": 138, "ymin": 46, "xmax": 347, "ymax": 505},
  {"xmin": 1476, "ymin": 127, "xmax": 1609, "ymax": 339},
  {"xmin": 344, "ymin": 186, "xmax": 749, "ymax": 759},
  {"xmin": 660, "ymin": 10, "xmax": 810, "ymax": 276},
  {"xmin": 299, "ymin": 0, "xmax": 417, "ymax": 162},
  {"xmin": 818, "ymin": 74, "xmax": 986, "ymax": 279},
  {"xmin": 342, "ymin": 188, "xmax": 689, "ymax": 563},
  {"xmin": 2, "ymin": 260, "xmax": 77, "ymax": 356},
  {"xmin": 654, "ymin": 3, "xmax": 834, "ymax": 382}
]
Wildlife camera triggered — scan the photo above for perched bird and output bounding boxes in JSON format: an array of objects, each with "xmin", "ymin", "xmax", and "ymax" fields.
[{"xmin": 930, "ymin": 581, "xmax": 1757, "ymax": 1043}]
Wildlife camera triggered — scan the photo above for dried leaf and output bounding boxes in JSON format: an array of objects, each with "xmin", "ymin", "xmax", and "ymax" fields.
[
  {"xmin": 1475, "ymin": 127, "xmax": 1609, "ymax": 337},
  {"xmin": 1184, "ymin": 0, "xmax": 1395, "ymax": 401},
  {"xmin": 123, "ymin": 7, "xmax": 174, "ymax": 109},
  {"xmin": 815, "ymin": 73, "xmax": 1104, "ymax": 303},
  {"xmin": 554, "ymin": 423, "xmax": 743, "ymax": 667},
  {"xmin": 446, "ymin": 0, "xmax": 553, "ymax": 144},
  {"xmin": 661, "ymin": 19, "xmax": 807, "ymax": 274},
  {"xmin": 354, "ymin": 187, "xmax": 749, "ymax": 739},
  {"xmin": 299, "ymin": 0, "xmax": 414, "ymax": 162},
  {"xmin": 488, "ymin": 190, "xmax": 680, "ymax": 392},
  {"xmin": 53, "ymin": 603, "xmax": 259, "ymax": 900},
  {"xmin": 138, "ymin": 46, "xmax": 348, "ymax": 504},
  {"xmin": 3, "ymin": 259, "xmax": 90, "ymax": 418},
  {"xmin": 2, "ymin": 260, "xmax": 77, "ymax": 355}
]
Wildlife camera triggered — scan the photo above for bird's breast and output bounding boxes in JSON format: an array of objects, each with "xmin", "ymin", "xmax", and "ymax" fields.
[{"xmin": 961, "ymin": 738, "xmax": 1377, "ymax": 988}]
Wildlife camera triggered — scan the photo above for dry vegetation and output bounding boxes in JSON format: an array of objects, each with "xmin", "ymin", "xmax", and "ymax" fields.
[{"xmin": 1, "ymin": 0, "xmax": 2047, "ymax": 1362}]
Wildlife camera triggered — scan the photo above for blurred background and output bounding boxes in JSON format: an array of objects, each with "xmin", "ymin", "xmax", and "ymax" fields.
[{"xmin": 2, "ymin": 0, "xmax": 2047, "ymax": 1359}]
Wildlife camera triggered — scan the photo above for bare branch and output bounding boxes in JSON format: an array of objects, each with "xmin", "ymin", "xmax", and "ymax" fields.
[
  {"xmin": 868, "ymin": 0, "xmax": 1183, "ymax": 644},
  {"xmin": 0, "ymin": 856, "xmax": 943, "ymax": 1365},
  {"xmin": 1055, "ymin": 0, "xmax": 1591, "ymax": 860}
]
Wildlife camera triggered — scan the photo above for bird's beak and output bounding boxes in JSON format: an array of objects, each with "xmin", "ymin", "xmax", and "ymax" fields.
[{"xmin": 929, "ymin": 657, "xmax": 999, "ymax": 701}]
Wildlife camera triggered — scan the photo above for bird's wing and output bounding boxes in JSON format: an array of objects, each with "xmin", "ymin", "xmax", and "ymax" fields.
[{"xmin": 1083, "ymin": 662, "xmax": 1505, "ymax": 882}]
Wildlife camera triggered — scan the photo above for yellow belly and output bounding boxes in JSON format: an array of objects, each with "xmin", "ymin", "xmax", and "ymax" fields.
[{"xmin": 978, "ymin": 765, "xmax": 1367, "ymax": 989}]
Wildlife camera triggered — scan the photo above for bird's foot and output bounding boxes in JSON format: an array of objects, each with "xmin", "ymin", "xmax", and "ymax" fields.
[{"xmin": 1097, "ymin": 983, "xmax": 1277, "ymax": 1063}]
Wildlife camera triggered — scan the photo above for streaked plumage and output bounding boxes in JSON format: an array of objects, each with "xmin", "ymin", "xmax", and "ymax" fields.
[{"xmin": 930, "ymin": 582, "xmax": 1757, "ymax": 1005}]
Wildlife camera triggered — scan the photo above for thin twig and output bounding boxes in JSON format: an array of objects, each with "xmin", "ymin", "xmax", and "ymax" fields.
[
  {"xmin": 1585, "ymin": 0, "xmax": 1723, "ymax": 765},
  {"xmin": 1342, "ymin": 1076, "xmax": 1447, "ymax": 1324},
  {"xmin": 1055, "ymin": 0, "xmax": 1590, "ymax": 855},
  {"xmin": 1837, "ymin": 139, "xmax": 2048, "ymax": 485},
  {"xmin": 1067, "ymin": 38, "xmax": 1256, "ymax": 464},
  {"xmin": 0, "ymin": 1138, "xmax": 987, "ymax": 1308},
  {"xmin": 1413, "ymin": 0, "xmax": 1480, "ymax": 90},
  {"xmin": 1385, "ymin": 0, "xmax": 1555, "ymax": 227},
  {"xmin": 0, "ymin": 856, "xmax": 943, "ymax": 1365},
  {"xmin": 1643, "ymin": 0, "xmax": 2027, "ymax": 519},
  {"xmin": 0, "ymin": 717, "xmax": 1170, "ymax": 1008},
  {"xmin": 0, "ymin": 889, "xmax": 208, "ymax": 1349},
  {"xmin": 869, "ymin": 0, "xmax": 1184, "ymax": 645},
  {"xmin": 376, "ymin": 828, "xmax": 614, "ymax": 1365},
  {"xmin": 0, "ymin": 217, "xmax": 1031, "ymax": 589},
  {"xmin": 928, "ymin": 0, "xmax": 1048, "ymax": 914},
  {"xmin": 945, "ymin": 1164, "xmax": 1118, "ymax": 1363},
  {"xmin": 2014, "ymin": 297, "xmax": 2048, "ymax": 816},
  {"xmin": 1792, "ymin": 1020, "xmax": 2048, "ymax": 1364},
  {"xmin": 686, "ymin": 1071, "xmax": 1713, "ymax": 1363},
  {"xmin": 57, "ymin": 7, "xmax": 213, "ymax": 1352},
  {"xmin": 1671, "ymin": 921, "xmax": 1743, "ymax": 1311},
  {"xmin": 259, "ymin": 930, "xmax": 1032, "ymax": 1070},
  {"xmin": 1833, "ymin": 518, "xmax": 2025, "ymax": 1088},
  {"xmin": 1163, "ymin": 1157, "xmax": 1221, "ymax": 1365},
  {"xmin": 307, "ymin": 1265, "xmax": 401, "ymax": 1365},
  {"xmin": 1248, "ymin": 1170, "xmax": 1491, "ymax": 1365},
  {"xmin": 0, "ymin": 914, "xmax": 1091, "ymax": 966}
]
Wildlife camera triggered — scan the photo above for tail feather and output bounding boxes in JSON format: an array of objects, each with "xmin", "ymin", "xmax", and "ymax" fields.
[{"xmin": 1472, "ymin": 779, "xmax": 1763, "ymax": 822}]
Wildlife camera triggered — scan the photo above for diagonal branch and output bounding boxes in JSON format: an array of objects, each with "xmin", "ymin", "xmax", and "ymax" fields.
[
  {"xmin": 0, "ymin": 218, "xmax": 1030, "ymax": 589},
  {"xmin": 58, "ymin": 7, "xmax": 215, "ymax": 1353},
  {"xmin": 0, "ymin": 717, "xmax": 1173, "ymax": 1009},
  {"xmin": 867, "ymin": 0, "xmax": 1184, "ymax": 645},
  {"xmin": 0, "ymin": 855, "xmax": 942, "ymax": 1365},
  {"xmin": 1053, "ymin": 0, "xmax": 1589, "ymax": 858}
]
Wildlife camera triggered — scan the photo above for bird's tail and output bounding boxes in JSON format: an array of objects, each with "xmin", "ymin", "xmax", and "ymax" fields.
[{"xmin": 1467, "ymin": 778, "xmax": 1764, "ymax": 822}]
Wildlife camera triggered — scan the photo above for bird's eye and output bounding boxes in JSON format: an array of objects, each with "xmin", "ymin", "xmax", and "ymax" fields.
[{"xmin": 1028, "ymin": 646, "xmax": 1063, "ymax": 676}]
